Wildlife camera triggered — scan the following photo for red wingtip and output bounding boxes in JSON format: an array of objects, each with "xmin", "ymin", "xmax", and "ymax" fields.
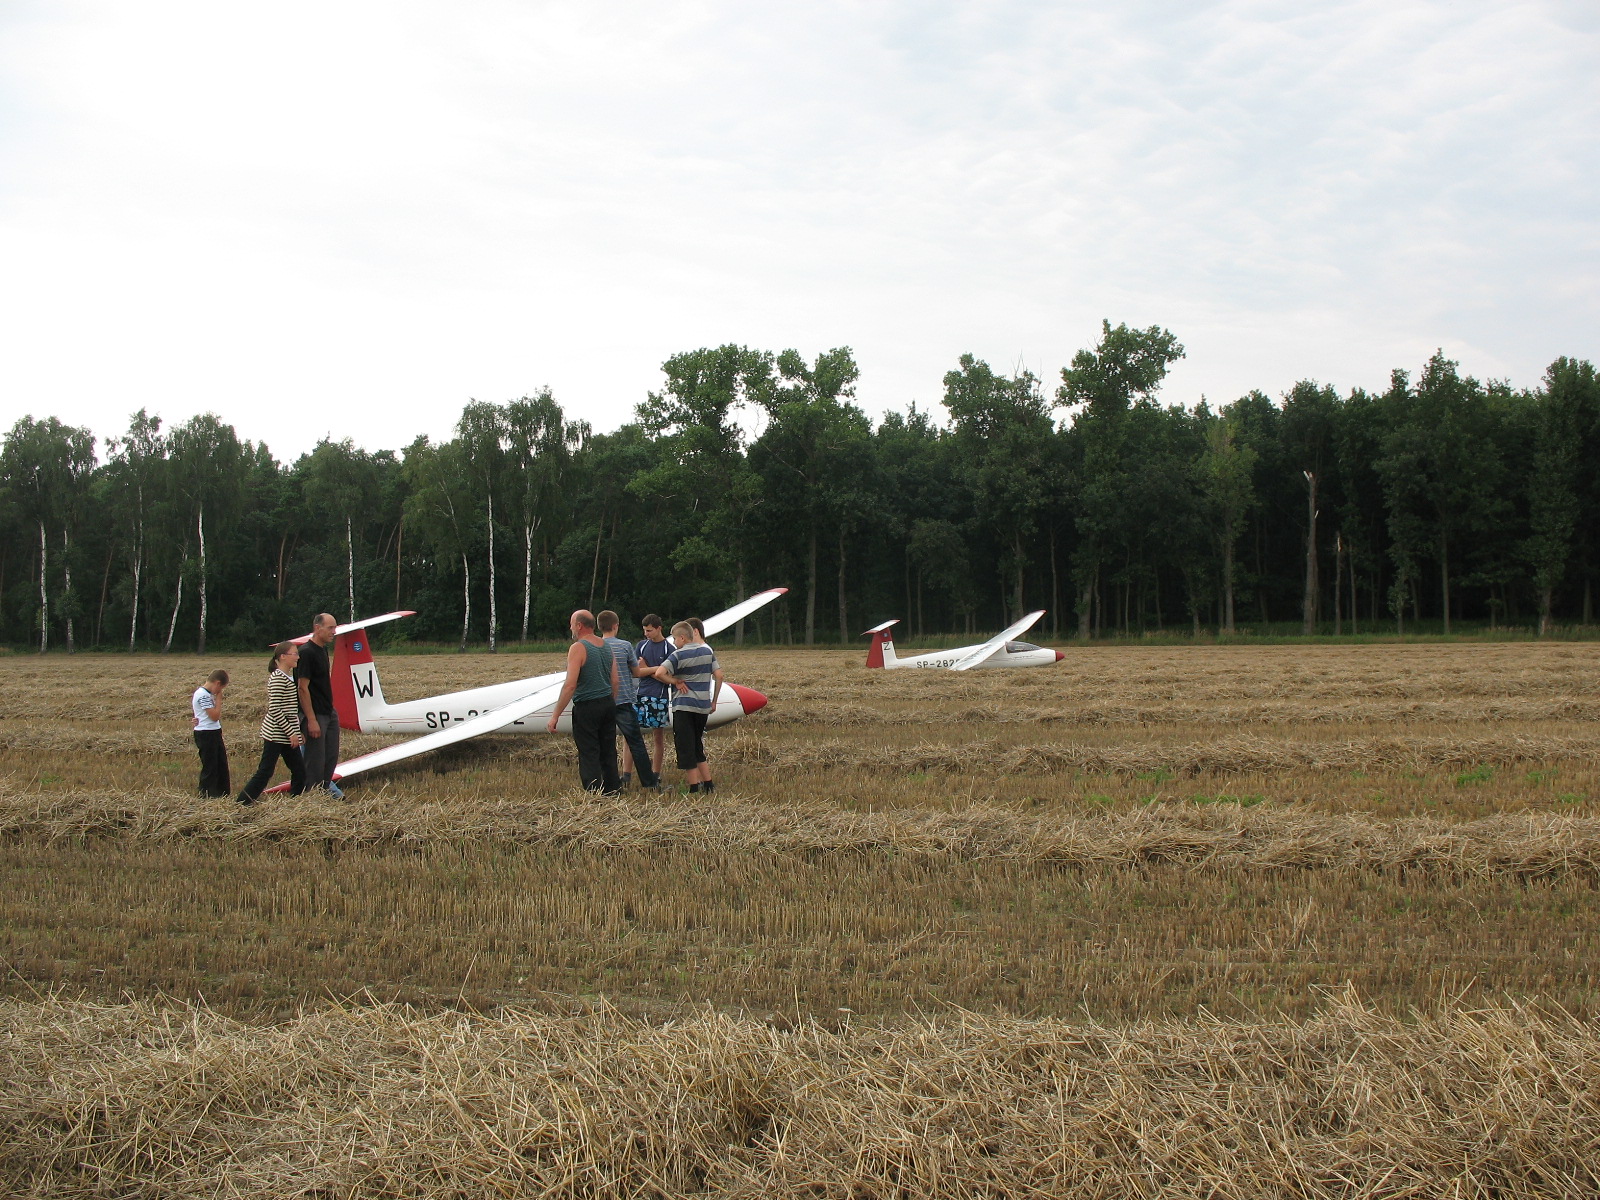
[{"xmin": 730, "ymin": 683, "xmax": 767, "ymax": 715}]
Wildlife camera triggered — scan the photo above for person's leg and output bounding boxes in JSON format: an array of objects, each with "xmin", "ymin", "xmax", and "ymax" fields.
[
  {"xmin": 321, "ymin": 709, "xmax": 341, "ymax": 792},
  {"xmin": 572, "ymin": 698, "xmax": 605, "ymax": 790},
  {"xmin": 615, "ymin": 704, "xmax": 656, "ymax": 787},
  {"xmin": 195, "ymin": 730, "xmax": 224, "ymax": 796},
  {"xmin": 650, "ymin": 727, "xmax": 665, "ymax": 777},
  {"xmin": 237, "ymin": 741, "xmax": 282, "ymax": 803},
  {"xmin": 598, "ymin": 702, "xmax": 620, "ymax": 793},
  {"xmin": 216, "ymin": 735, "xmax": 231, "ymax": 797},
  {"xmin": 690, "ymin": 714, "xmax": 711, "ymax": 789},
  {"xmin": 283, "ymin": 745, "xmax": 307, "ymax": 796},
  {"xmin": 300, "ymin": 715, "xmax": 328, "ymax": 790},
  {"xmin": 672, "ymin": 712, "xmax": 702, "ymax": 787}
]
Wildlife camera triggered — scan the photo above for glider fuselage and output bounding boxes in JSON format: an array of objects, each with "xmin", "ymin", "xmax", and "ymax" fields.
[
  {"xmin": 348, "ymin": 666, "xmax": 756, "ymax": 735},
  {"xmin": 880, "ymin": 643, "xmax": 1062, "ymax": 670}
]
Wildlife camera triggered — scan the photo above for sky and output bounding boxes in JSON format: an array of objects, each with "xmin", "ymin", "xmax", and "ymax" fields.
[{"xmin": 2, "ymin": 0, "xmax": 1596, "ymax": 464}]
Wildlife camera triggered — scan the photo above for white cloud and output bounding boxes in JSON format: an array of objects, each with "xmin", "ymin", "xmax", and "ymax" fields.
[{"xmin": 0, "ymin": 0, "xmax": 1594, "ymax": 460}]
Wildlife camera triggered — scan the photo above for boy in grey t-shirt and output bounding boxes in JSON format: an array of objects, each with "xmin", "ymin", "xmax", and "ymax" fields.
[{"xmin": 596, "ymin": 610, "xmax": 661, "ymax": 789}]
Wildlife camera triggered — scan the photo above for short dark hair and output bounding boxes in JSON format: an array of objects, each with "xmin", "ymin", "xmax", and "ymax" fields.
[
  {"xmin": 642, "ymin": 613, "xmax": 663, "ymax": 629},
  {"xmin": 207, "ymin": 669, "xmax": 230, "ymax": 685},
  {"xmin": 687, "ymin": 617, "xmax": 704, "ymax": 636},
  {"xmin": 596, "ymin": 609, "xmax": 619, "ymax": 633}
]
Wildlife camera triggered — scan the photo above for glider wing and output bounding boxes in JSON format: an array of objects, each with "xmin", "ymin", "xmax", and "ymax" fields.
[
  {"xmin": 700, "ymin": 587, "xmax": 788, "ymax": 638},
  {"xmin": 328, "ymin": 680, "xmax": 565, "ymax": 782},
  {"xmin": 947, "ymin": 610, "xmax": 1047, "ymax": 672}
]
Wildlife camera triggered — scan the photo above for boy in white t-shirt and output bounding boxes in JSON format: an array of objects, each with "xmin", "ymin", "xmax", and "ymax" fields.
[{"xmin": 191, "ymin": 669, "xmax": 231, "ymax": 798}]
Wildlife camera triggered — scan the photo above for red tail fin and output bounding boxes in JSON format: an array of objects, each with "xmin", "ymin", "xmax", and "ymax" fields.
[
  {"xmin": 862, "ymin": 619, "xmax": 900, "ymax": 668},
  {"xmin": 331, "ymin": 629, "xmax": 375, "ymax": 732}
]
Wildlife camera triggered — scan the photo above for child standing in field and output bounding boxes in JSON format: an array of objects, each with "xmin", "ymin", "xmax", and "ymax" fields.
[
  {"xmin": 236, "ymin": 642, "xmax": 307, "ymax": 805},
  {"xmin": 191, "ymin": 669, "xmax": 230, "ymax": 798},
  {"xmin": 654, "ymin": 618, "xmax": 722, "ymax": 793}
]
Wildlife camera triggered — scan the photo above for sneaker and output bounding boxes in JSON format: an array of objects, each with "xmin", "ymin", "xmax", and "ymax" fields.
[{"xmin": 327, "ymin": 782, "xmax": 345, "ymax": 799}]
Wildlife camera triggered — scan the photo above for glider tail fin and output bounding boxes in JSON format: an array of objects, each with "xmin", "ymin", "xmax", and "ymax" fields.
[
  {"xmin": 331, "ymin": 612, "xmax": 413, "ymax": 731},
  {"xmin": 862, "ymin": 619, "xmax": 901, "ymax": 669}
]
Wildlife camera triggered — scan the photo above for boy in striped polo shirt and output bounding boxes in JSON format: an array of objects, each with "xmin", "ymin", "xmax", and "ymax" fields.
[{"xmin": 654, "ymin": 619, "xmax": 722, "ymax": 793}]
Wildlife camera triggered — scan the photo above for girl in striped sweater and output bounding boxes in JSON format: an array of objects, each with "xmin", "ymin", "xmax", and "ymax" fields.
[{"xmin": 236, "ymin": 641, "xmax": 307, "ymax": 804}]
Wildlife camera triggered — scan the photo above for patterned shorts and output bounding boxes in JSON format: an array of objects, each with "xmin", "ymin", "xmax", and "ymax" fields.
[{"xmin": 634, "ymin": 695, "xmax": 671, "ymax": 729}]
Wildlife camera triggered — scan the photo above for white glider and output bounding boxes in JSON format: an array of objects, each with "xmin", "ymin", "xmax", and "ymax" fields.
[
  {"xmin": 862, "ymin": 610, "xmax": 1063, "ymax": 670},
  {"xmin": 269, "ymin": 589, "xmax": 786, "ymax": 789}
]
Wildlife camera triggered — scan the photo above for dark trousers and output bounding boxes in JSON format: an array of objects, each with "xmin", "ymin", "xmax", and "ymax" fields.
[
  {"xmin": 614, "ymin": 703, "xmax": 659, "ymax": 786},
  {"xmin": 673, "ymin": 710, "xmax": 709, "ymax": 770},
  {"xmin": 193, "ymin": 729, "xmax": 230, "ymax": 797},
  {"xmin": 571, "ymin": 696, "xmax": 620, "ymax": 793},
  {"xmin": 238, "ymin": 741, "xmax": 306, "ymax": 802},
  {"xmin": 301, "ymin": 709, "xmax": 340, "ymax": 788}
]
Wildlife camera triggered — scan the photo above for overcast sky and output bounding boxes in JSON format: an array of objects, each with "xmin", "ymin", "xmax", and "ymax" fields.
[{"xmin": 2, "ymin": 0, "xmax": 1595, "ymax": 464}]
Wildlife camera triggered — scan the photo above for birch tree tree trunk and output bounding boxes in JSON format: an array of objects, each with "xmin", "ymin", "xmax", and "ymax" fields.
[
  {"xmin": 37, "ymin": 521, "xmax": 48, "ymax": 654},
  {"xmin": 62, "ymin": 527, "xmax": 74, "ymax": 653},
  {"xmin": 1302, "ymin": 470, "xmax": 1318, "ymax": 635},
  {"xmin": 346, "ymin": 514, "xmax": 355, "ymax": 623},
  {"xmin": 164, "ymin": 556, "xmax": 186, "ymax": 654},
  {"xmin": 459, "ymin": 551, "xmax": 471, "ymax": 653},
  {"xmin": 129, "ymin": 521, "xmax": 143, "ymax": 651},
  {"xmin": 486, "ymin": 494, "xmax": 497, "ymax": 652},
  {"xmin": 196, "ymin": 507, "xmax": 208, "ymax": 655},
  {"xmin": 521, "ymin": 525, "xmax": 533, "ymax": 641}
]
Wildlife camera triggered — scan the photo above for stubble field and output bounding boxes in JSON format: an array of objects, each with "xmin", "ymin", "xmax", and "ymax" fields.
[{"xmin": 3, "ymin": 640, "xmax": 1599, "ymax": 1197}]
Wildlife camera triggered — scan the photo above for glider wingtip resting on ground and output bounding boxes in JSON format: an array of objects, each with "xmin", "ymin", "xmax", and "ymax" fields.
[
  {"xmin": 861, "ymin": 610, "xmax": 1061, "ymax": 671},
  {"xmin": 263, "ymin": 591, "xmax": 784, "ymax": 793}
]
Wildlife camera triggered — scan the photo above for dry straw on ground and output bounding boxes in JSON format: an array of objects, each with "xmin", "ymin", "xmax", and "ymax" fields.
[
  {"xmin": 4, "ymin": 994, "xmax": 1599, "ymax": 1199},
  {"xmin": 4, "ymin": 783, "xmax": 1600, "ymax": 879},
  {"xmin": 4, "ymin": 642, "xmax": 1600, "ymax": 1196}
]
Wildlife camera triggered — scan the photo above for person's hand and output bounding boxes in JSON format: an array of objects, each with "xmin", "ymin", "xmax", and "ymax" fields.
[
  {"xmin": 306, "ymin": 717, "xmax": 321, "ymax": 739},
  {"xmin": 546, "ymin": 714, "xmax": 559, "ymax": 733},
  {"xmin": 291, "ymin": 733, "xmax": 305, "ymax": 748}
]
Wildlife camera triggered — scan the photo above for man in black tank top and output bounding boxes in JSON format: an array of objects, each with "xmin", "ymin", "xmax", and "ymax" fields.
[{"xmin": 546, "ymin": 609, "xmax": 621, "ymax": 792}]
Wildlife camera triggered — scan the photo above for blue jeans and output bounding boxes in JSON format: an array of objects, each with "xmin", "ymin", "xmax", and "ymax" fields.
[{"xmin": 615, "ymin": 703, "xmax": 659, "ymax": 786}]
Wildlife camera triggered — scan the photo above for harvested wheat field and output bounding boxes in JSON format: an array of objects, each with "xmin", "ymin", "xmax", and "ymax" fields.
[{"xmin": 3, "ymin": 640, "xmax": 1599, "ymax": 1197}]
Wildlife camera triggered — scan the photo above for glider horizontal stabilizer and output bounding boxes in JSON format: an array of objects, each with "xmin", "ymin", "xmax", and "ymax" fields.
[
  {"xmin": 948, "ymin": 610, "xmax": 1047, "ymax": 672},
  {"xmin": 283, "ymin": 610, "xmax": 416, "ymax": 646}
]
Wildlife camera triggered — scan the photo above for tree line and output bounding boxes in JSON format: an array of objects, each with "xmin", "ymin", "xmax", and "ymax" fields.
[{"xmin": 3, "ymin": 322, "xmax": 1598, "ymax": 652}]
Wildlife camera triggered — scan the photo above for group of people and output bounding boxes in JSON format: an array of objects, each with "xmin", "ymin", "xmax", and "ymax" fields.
[
  {"xmin": 188, "ymin": 612, "xmax": 346, "ymax": 804},
  {"xmin": 190, "ymin": 609, "xmax": 725, "ymax": 801},
  {"xmin": 545, "ymin": 609, "xmax": 724, "ymax": 795}
]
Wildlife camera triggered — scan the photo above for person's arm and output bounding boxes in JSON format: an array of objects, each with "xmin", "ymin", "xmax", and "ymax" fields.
[
  {"xmin": 545, "ymin": 643, "xmax": 585, "ymax": 732},
  {"xmin": 711, "ymin": 665, "xmax": 723, "ymax": 709},
  {"xmin": 297, "ymin": 673, "xmax": 320, "ymax": 739},
  {"xmin": 655, "ymin": 651, "xmax": 689, "ymax": 694},
  {"xmin": 201, "ymin": 689, "xmax": 221, "ymax": 723},
  {"xmin": 609, "ymin": 650, "xmax": 620, "ymax": 702}
]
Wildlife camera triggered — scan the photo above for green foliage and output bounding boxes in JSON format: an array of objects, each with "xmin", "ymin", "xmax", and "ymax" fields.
[{"xmin": 1, "ymin": 331, "xmax": 1598, "ymax": 650}]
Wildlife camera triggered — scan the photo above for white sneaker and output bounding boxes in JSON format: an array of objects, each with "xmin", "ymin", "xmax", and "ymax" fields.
[{"xmin": 328, "ymin": 782, "xmax": 345, "ymax": 799}]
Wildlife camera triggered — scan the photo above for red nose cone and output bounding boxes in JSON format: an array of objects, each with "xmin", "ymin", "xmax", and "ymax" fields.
[
  {"xmin": 730, "ymin": 683, "xmax": 767, "ymax": 715},
  {"xmin": 1054, "ymin": 650, "xmax": 1065, "ymax": 662}
]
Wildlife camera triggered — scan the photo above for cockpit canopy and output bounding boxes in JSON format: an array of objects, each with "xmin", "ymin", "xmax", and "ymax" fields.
[{"xmin": 1004, "ymin": 641, "xmax": 1041, "ymax": 653}]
